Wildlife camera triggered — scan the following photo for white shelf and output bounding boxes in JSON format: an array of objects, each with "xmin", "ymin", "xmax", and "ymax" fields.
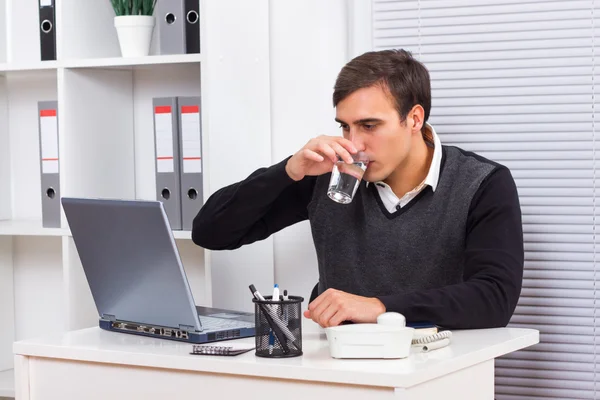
[
  {"xmin": 0, "ymin": 61, "xmax": 58, "ymax": 73},
  {"xmin": 0, "ymin": 220, "xmax": 69, "ymax": 237},
  {"xmin": 0, "ymin": 369, "xmax": 14, "ymax": 398},
  {"xmin": 0, "ymin": 219, "xmax": 193, "ymax": 240},
  {"xmin": 61, "ymin": 53, "xmax": 203, "ymax": 70},
  {"xmin": 0, "ymin": 54, "xmax": 203, "ymax": 73}
]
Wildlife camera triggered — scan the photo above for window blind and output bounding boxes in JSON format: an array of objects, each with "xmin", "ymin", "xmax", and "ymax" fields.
[{"xmin": 373, "ymin": 1, "xmax": 597, "ymax": 398}]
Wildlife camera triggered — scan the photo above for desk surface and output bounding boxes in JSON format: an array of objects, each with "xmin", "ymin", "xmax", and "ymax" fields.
[{"xmin": 13, "ymin": 322, "xmax": 539, "ymax": 389}]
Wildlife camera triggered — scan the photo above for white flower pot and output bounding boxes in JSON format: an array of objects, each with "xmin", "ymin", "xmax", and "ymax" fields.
[{"xmin": 114, "ymin": 15, "xmax": 155, "ymax": 57}]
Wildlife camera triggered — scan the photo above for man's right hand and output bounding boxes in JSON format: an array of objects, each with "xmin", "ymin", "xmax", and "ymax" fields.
[{"xmin": 285, "ymin": 135, "xmax": 358, "ymax": 181}]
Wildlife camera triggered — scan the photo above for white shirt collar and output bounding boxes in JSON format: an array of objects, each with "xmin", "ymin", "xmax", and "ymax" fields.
[
  {"xmin": 366, "ymin": 122, "xmax": 442, "ymax": 192},
  {"xmin": 423, "ymin": 122, "xmax": 442, "ymax": 192}
]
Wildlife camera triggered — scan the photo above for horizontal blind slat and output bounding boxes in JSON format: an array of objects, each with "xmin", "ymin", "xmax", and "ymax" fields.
[
  {"xmin": 518, "ymin": 296, "xmax": 594, "ymax": 308},
  {"xmin": 495, "ymin": 385, "xmax": 595, "ymax": 399},
  {"xmin": 377, "ymin": 21, "xmax": 593, "ymax": 39},
  {"xmin": 378, "ymin": 30, "xmax": 592, "ymax": 47},
  {"xmin": 436, "ymin": 95, "xmax": 592, "ymax": 107},
  {"xmin": 524, "ymin": 260, "xmax": 594, "ymax": 269},
  {"xmin": 510, "ymin": 314, "xmax": 594, "ymax": 326},
  {"xmin": 436, "ymin": 104, "xmax": 592, "ymax": 115},
  {"xmin": 500, "ymin": 350, "xmax": 600, "ymax": 363},
  {"xmin": 508, "ymin": 323, "xmax": 595, "ymax": 335},
  {"xmin": 523, "ymin": 233, "xmax": 592, "ymax": 243},
  {"xmin": 419, "ymin": 47, "xmax": 592, "ymax": 63},
  {"xmin": 520, "ymin": 197, "xmax": 593, "ymax": 206},
  {"xmin": 437, "ymin": 123, "xmax": 592, "ymax": 133},
  {"xmin": 523, "ymin": 269, "xmax": 594, "ymax": 279},
  {"xmin": 375, "ymin": 10, "xmax": 591, "ymax": 28},
  {"xmin": 514, "ymin": 305, "xmax": 596, "ymax": 317},
  {"xmin": 374, "ymin": 0, "xmax": 563, "ymax": 12},
  {"xmin": 496, "ymin": 358, "xmax": 597, "ymax": 372},
  {"xmin": 496, "ymin": 377, "xmax": 594, "ymax": 391},
  {"xmin": 522, "ymin": 215, "xmax": 593, "ymax": 224},
  {"xmin": 519, "ymin": 287, "xmax": 594, "ymax": 299},
  {"xmin": 379, "ymin": 38, "xmax": 591, "ymax": 53}
]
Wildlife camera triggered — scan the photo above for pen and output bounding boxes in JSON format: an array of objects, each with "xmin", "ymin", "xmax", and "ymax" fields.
[
  {"xmin": 282, "ymin": 289, "xmax": 289, "ymax": 329},
  {"xmin": 272, "ymin": 284, "xmax": 280, "ymax": 302},
  {"xmin": 269, "ymin": 285, "xmax": 280, "ymax": 354},
  {"xmin": 249, "ymin": 284, "xmax": 266, "ymax": 301}
]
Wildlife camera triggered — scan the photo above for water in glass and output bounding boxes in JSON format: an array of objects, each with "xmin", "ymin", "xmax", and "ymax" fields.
[{"xmin": 327, "ymin": 160, "xmax": 367, "ymax": 204}]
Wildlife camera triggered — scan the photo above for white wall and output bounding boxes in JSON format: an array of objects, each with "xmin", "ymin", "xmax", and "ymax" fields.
[{"xmin": 269, "ymin": 0, "xmax": 349, "ymax": 305}]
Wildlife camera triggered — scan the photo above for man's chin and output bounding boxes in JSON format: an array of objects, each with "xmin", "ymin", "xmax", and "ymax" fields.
[{"xmin": 363, "ymin": 169, "xmax": 386, "ymax": 183}]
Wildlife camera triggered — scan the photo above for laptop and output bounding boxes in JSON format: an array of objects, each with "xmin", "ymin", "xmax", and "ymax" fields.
[{"xmin": 61, "ymin": 197, "xmax": 256, "ymax": 343}]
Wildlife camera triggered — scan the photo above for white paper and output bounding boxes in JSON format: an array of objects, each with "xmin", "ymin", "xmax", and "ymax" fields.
[
  {"xmin": 40, "ymin": 0, "xmax": 52, "ymax": 6},
  {"xmin": 181, "ymin": 111, "xmax": 202, "ymax": 173},
  {"xmin": 40, "ymin": 115, "xmax": 59, "ymax": 174},
  {"xmin": 154, "ymin": 112, "xmax": 174, "ymax": 173}
]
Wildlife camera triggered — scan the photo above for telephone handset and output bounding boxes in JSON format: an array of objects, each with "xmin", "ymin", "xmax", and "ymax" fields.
[
  {"xmin": 324, "ymin": 312, "xmax": 452, "ymax": 359},
  {"xmin": 377, "ymin": 312, "xmax": 453, "ymax": 353}
]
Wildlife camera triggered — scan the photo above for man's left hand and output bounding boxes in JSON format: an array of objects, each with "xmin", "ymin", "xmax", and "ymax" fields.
[{"xmin": 303, "ymin": 288, "xmax": 386, "ymax": 328}]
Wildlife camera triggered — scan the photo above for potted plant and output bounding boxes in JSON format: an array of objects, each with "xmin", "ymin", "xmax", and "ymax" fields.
[{"xmin": 111, "ymin": 0, "xmax": 157, "ymax": 57}]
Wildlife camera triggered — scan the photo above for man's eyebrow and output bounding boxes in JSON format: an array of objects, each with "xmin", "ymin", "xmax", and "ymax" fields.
[{"xmin": 335, "ymin": 118, "xmax": 384, "ymax": 125}]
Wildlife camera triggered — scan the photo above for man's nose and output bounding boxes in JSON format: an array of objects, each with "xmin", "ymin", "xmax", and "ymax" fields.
[{"xmin": 349, "ymin": 131, "xmax": 366, "ymax": 152}]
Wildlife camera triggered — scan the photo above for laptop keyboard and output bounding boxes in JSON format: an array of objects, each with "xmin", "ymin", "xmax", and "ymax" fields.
[{"xmin": 199, "ymin": 315, "xmax": 254, "ymax": 331}]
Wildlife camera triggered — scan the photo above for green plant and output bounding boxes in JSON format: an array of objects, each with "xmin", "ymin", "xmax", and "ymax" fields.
[{"xmin": 110, "ymin": 0, "xmax": 157, "ymax": 16}]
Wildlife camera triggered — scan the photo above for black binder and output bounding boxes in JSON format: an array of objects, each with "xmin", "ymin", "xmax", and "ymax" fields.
[
  {"xmin": 184, "ymin": 0, "xmax": 200, "ymax": 53},
  {"xmin": 39, "ymin": 0, "xmax": 56, "ymax": 61}
]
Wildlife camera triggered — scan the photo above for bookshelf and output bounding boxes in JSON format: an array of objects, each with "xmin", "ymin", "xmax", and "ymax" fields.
[{"xmin": 0, "ymin": 1, "xmax": 275, "ymax": 398}]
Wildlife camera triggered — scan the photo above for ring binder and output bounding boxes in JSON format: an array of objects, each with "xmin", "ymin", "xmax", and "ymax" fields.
[{"xmin": 190, "ymin": 344, "xmax": 254, "ymax": 356}]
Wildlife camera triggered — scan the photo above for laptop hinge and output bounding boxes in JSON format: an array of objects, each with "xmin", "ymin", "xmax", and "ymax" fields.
[
  {"xmin": 179, "ymin": 324, "xmax": 195, "ymax": 332},
  {"xmin": 102, "ymin": 314, "xmax": 116, "ymax": 321}
]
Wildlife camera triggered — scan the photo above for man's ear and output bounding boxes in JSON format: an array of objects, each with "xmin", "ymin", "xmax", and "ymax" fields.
[{"xmin": 409, "ymin": 104, "xmax": 425, "ymax": 134}]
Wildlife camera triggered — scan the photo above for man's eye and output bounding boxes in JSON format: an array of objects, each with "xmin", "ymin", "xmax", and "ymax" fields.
[
  {"xmin": 363, "ymin": 124, "xmax": 376, "ymax": 130},
  {"xmin": 339, "ymin": 124, "xmax": 349, "ymax": 130}
]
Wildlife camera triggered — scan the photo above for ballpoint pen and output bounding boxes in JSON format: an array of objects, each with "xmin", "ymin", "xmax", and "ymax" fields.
[
  {"xmin": 269, "ymin": 284, "xmax": 280, "ymax": 354},
  {"xmin": 282, "ymin": 289, "xmax": 289, "ymax": 325},
  {"xmin": 272, "ymin": 284, "xmax": 280, "ymax": 302}
]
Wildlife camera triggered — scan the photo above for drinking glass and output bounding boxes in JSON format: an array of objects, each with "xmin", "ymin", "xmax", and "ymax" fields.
[{"xmin": 327, "ymin": 152, "xmax": 369, "ymax": 204}]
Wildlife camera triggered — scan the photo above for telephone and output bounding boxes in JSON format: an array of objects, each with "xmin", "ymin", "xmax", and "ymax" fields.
[{"xmin": 324, "ymin": 312, "xmax": 452, "ymax": 359}]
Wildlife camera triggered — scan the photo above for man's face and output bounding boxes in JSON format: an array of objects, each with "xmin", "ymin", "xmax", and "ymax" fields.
[{"xmin": 335, "ymin": 85, "xmax": 414, "ymax": 183}]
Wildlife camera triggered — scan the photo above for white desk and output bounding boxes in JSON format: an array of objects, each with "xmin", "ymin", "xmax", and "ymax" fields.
[{"xmin": 12, "ymin": 322, "xmax": 538, "ymax": 400}]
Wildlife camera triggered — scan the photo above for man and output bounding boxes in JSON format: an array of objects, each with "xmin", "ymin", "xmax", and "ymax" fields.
[{"xmin": 192, "ymin": 49, "xmax": 524, "ymax": 330}]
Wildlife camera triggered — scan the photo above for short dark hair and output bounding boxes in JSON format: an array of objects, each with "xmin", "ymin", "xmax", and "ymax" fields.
[{"xmin": 333, "ymin": 49, "xmax": 431, "ymax": 124}]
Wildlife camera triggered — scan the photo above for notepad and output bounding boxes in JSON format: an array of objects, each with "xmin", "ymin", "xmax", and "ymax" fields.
[{"xmin": 190, "ymin": 343, "xmax": 255, "ymax": 356}]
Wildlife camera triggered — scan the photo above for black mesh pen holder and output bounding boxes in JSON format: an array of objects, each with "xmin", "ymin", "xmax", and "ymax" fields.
[{"xmin": 252, "ymin": 295, "xmax": 304, "ymax": 358}]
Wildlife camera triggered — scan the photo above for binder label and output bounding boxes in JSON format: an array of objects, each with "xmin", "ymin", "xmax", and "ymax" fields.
[
  {"xmin": 40, "ymin": 109, "xmax": 59, "ymax": 174},
  {"xmin": 40, "ymin": 0, "xmax": 52, "ymax": 6},
  {"xmin": 155, "ymin": 106, "xmax": 175, "ymax": 173},
  {"xmin": 181, "ymin": 105, "xmax": 202, "ymax": 173}
]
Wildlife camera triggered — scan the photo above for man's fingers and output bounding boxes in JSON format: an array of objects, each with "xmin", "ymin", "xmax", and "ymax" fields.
[
  {"xmin": 302, "ymin": 148, "xmax": 324, "ymax": 162},
  {"xmin": 303, "ymin": 310, "xmax": 311, "ymax": 319},
  {"xmin": 307, "ymin": 291, "xmax": 326, "ymax": 313},
  {"xmin": 328, "ymin": 309, "xmax": 348, "ymax": 327},
  {"xmin": 315, "ymin": 142, "xmax": 338, "ymax": 164},
  {"xmin": 330, "ymin": 142, "xmax": 354, "ymax": 164},
  {"xmin": 334, "ymin": 137, "xmax": 358, "ymax": 154},
  {"xmin": 317, "ymin": 303, "xmax": 339, "ymax": 328}
]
